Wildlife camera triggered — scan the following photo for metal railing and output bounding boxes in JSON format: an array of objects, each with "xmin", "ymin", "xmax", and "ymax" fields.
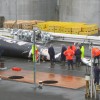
[{"xmin": 47, "ymin": 32, "xmax": 100, "ymax": 45}]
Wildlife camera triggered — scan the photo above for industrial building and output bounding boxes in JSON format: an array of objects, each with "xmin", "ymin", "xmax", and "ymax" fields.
[{"xmin": 0, "ymin": 0, "xmax": 100, "ymax": 26}]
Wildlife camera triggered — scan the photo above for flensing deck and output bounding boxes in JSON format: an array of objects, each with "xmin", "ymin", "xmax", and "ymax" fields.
[{"xmin": 0, "ymin": 69, "xmax": 85, "ymax": 89}]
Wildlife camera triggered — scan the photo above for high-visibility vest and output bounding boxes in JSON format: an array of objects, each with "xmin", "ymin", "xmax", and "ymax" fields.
[
  {"xmin": 80, "ymin": 46, "xmax": 85, "ymax": 58},
  {"xmin": 32, "ymin": 45, "xmax": 39, "ymax": 62}
]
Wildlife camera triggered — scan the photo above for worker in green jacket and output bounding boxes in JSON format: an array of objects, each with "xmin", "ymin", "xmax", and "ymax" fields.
[
  {"xmin": 32, "ymin": 45, "xmax": 39, "ymax": 62},
  {"xmin": 80, "ymin": 45, "xmax": 85, "ymax": 58}
]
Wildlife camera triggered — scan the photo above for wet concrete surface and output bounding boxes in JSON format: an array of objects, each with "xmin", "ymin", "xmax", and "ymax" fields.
[
  {"xmin": 0, "ymin": 56, "xmax": 99, "ymax": 100},
  {"xmin": 0, "ymin": 41, "xmax": 100, "ymax": 100},
  {"xmin": 0, "ymin": 80, "xmax": 85, "ymax": 100}
]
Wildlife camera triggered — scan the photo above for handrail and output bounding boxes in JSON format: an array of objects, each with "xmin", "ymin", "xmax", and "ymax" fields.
[{"xmin": 48, "ymin": 32, "xmax": 100, "ymax": 45}]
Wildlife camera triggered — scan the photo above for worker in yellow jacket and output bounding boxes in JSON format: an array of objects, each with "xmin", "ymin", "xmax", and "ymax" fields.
[
  {"xmin": 28, "ymin": 45, "xmax": 39, "ymax": 62},
  {"xmin": 80, "ymin": 44, "xmax": 85, "ymax": 58},
  {"xmin": 32, "ymin": 45, "xmax": 39, "ymax": 62}
]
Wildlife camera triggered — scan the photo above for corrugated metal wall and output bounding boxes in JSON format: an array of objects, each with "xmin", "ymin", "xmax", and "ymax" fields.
[
  {"xmin": 59, "ymin": 0, "xmax": 100, "ymax": 26},
  {"xmin": 0, "ymin": 0, "xmax": 58, "ymax": 20}
]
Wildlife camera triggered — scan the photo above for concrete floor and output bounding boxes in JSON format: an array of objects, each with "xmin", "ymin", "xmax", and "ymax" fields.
[{"xmin": 0, "ymin": 56, "xmax": 99, "ymax": 100}]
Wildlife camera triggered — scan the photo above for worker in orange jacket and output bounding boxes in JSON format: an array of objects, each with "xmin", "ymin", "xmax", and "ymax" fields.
[
  {"xmin": 64, "ymin": 46, "xmax": 74, "ymax": 70},
  {"xmin": 71, "ymin": 42, "xmax": 77, "ymax": 53},
  {"xmin": 92, "ymin": 47, "xmax": 100, "ymax": 65}
]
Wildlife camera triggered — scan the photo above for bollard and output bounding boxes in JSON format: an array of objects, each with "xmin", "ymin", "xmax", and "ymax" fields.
[
  {"xmin": 0, "ymin": 58, "xmax": 7, "ymax": 70},
  {"xmin": 85, "ymin": 75, "xmax": 90, "ymax": 98},
  {"xmin": 38, "ymin": 81, "xmax": 43, "ymax": 89},
  {"xmin": 0, "ymin": 75, "xmax": 2, "ymax": 80},
  {"xmin": 0, "ymin": 59, "xmax": 4, "ymax": 68},
  {"xmin": 0, "ymin": 62, "xmax": 4, "ymax": 68}
]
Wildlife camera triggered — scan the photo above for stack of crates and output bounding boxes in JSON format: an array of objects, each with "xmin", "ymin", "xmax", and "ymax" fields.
[
  {"xmin": 3, "ymin": 20, "xmax": 45, "ymax": 30},
  {"xmin": 3, "ymin": 20, "xmax": 15, "ymax": 28},
  {"xmin": 61, "ymin": 26, "xmax": 71, "ymax": 34},
  {"xmin": 80, "ymin": 25, "xmax": 91, "ymax": 35},
  {"xmin": 22, "ymin": 22, "xmax": 33, "ymax": 30},
  {"xmin": 46, "ymin": 22, "xmax": 55, "ymax": 32},
  {"xmin": 89, "ymin": 24, "xmax": 98, "ymax": 35},
  {"xmin": 13, "ymin": 20, "xmax": 24, "ymax": 29},
  {"xmin": 45, "ymin": 21, "xmax": 60, "ymax": 32},
  {"xmin": 70, "ymin": 22, "xmax": 85, "ymax": 34},
  {"xmin": 71, "ymin": 26, "xmax": 81, "ymax": 35},
  {"xmin": 37, "ymin": 21, "xmax": 98, "ymax": 35},
  {"xmin": 80, "ymin": 24, "xmax": 98, "ymax": 35},
  {"xmin": 36, "ymin": 22, "xmax": 47, "ymax": 31},
  {"xmin": 31, "ymin": 20, "xmax": 45, "ymax": 29},
  {"xmin": 21, "ymin": 20, "xmax": 37, "ymax": 30},
  {"xmin": 4, "ymin": 20, "xmax": 24, "ymax": 29}
]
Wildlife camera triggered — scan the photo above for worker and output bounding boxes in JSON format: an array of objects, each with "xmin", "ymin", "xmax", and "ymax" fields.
[
  {"xmin": 92, "ymin": 47, "xmax": 100, "ymax": 66},
  {"xmin": 94, "ymin": 63, "xmax": 100, "ymax": 90},
  {"xmin": 71, "ymin": 42, "xmax": 77, "ymax": 64},
  {"xmin": 32, "ymin": 45, "xmax": 39, "ymax": 62},
  {"xmin": 28, "ymin": 45, "xmax": 39, "ymax": 62},
  {"xmin": 71, "ymin": 42, "xmax": 77, "ymax": 53},
  {"xmin": 64, "ymin": 46, "xmax": 74, "ymax": 70},
  {"xmin": 80, "ymin": 44, "xmax": 85, "ymax": 58},
  {"xmin": 60, "ymin": 44, "xmax": 67, "ymax": 67},
  {"xmin": 75, "ymin": 46, "xmax": 82, "ymax": 67},
  {"xmin": 48, "ymin": 44, "xmax": 55, "ymax": 68}
]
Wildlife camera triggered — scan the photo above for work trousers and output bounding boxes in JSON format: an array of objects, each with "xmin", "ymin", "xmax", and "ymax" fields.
[
  {"xmin": 94, "ymin": 76, "xmax": 99, "ymax": 85},
  {"xmin": 76, "ymin": 56, "xmax": 81, "ymax": 67},
  {"xmin": 50, "ymin": 55, "xmax": 55, "ymax": 68},
  {"xmin": 67, "ymin": 60, "xmax": 73, "ymax": 69},
  {"xmin": 94, "ymin": 56, "xmax": 99, "ymax": 65}
]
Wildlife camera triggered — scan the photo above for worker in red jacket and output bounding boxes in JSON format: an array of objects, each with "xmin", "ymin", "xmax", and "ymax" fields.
[
  {"xmin": 64, "ymin": 46, "xmax": 74, "ymax": 70},
  {"xmin": 92, "ymin": 47, "xmax": 100, "ymax": 65}
]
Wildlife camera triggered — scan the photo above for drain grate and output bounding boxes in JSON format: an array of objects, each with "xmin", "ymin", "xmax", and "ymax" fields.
[
  {"xmin": 39, "ymin": 80, "xmax": 58, "ymax": 84},
  {"xmin": 8, "ymin": 76, "xmax": 24, "ymax": 79}
]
